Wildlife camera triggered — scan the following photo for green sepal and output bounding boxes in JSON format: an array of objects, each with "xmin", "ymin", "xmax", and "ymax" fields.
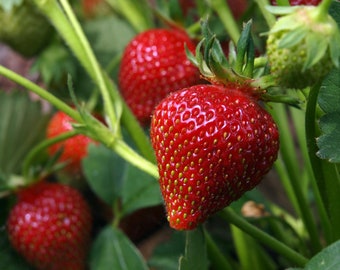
[
  {"xmin": 234, "ymin": 20, "xmax": 255, "ymax": 77},
  {"xmin": 268, "ymin": 5, "xmax": 340, "ymax": 72},
  {"xmin": 277, "ymin": 26, "xmax": 307, "ymax": 48},
  {"xmin": 265, "ymin": 5, "xmax": 299, "ymax": 16},
  {"xmin": 304, "ymin": 32, "xmax": 329, "ymax": 70}
]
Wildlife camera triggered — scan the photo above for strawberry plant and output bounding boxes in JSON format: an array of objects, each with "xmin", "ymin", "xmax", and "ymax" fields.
[{"xmin": 0, "ymin": 0, "xmax": 340, "ymax": 269}]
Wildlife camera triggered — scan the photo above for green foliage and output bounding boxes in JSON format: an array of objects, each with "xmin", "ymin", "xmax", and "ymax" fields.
[
  {"xmin": 148, "ymin": 231, "xmax": 186, "ymax": 270},
  {"xmin": 302, "ymin": 240, "xmax": 340, "ymax": 270},
  {"xmin": 317, "ymin": 68, "xmax": 340, "ymax": 162},
  {"xmin": 179, "ymin": 226, "xmax": 209, "ymax": 270},
  {"xmin": 0, "ymin": 231, "xmax": 33, "ymax": 270},
  {"xmin": 83, "ymin": 144, "xmax": 162, "ymax": 216},
  {"xmin": 0, "ymin": 91, "xmax": 50, "ymax": 177},
  {"xmin": 89, "ymin": 226, "xmax": 148, "ymax": 270}
]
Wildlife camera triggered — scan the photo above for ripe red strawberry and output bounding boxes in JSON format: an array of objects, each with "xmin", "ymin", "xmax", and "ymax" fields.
[
  {"xmin": 150, "ymin": 84, "xmax": 279, "ymax": 230},
  {"xmin": 270, "ymin": 0, "xmax": 321, "ymax": 5},
  {"xmin": 118, "ymin": 28, "xmax": 201, "ymax": 126},
  {"xmin": 7, "ymin": 181, "xmax": 92, "ymax": 270},
  {"xmin": 46, "ymin": 110, "xmax": 99, "ymax": 174}
]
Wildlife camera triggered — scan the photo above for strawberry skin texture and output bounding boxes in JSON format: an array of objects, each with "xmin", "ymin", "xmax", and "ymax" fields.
[
  {"xmin": 118, "ymin": 28, "xmax": 200, "ymax": 126},
  {"xmin": 46, "ymin": 110, "xmax": 98, "ymax": 174},
  {"xmin": 7, "ymin": 181, "xmax": 92, "ymax": 270},
  {"xmin": 150, "ymin": 85, "xmax": 279, "ymax": 230}
]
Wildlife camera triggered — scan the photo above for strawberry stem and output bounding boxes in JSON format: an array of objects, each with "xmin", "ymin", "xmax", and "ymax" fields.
[
  {"xmin": 22, "ymin": 130, "xmax": 79, "ymax": 183},
  {"xmin": 209, "ymin": 0, "xmax": 241, "ymax": 44},
  {"xmin": 220, "ymin": 208, "xmax": 309, "ymax": 267},
  {"xmin": 290, "ymin": 106, "xmax": 333, "ymax": 245},
  {"xmin": 253, "ymin": 0, "xmax": 277, "ymax": 28},
  {"xmin": 305, "ymin": 82, "xmax": 340, "ymax": 243},
  {"xmin": 105, "ymin": 0, "xmax": 153, "ymax": 33},
  {"xmin": 268, "ymin": 103, "xmax": 323, "ymax": 254},
  {"xmin": 0, "ymin": 65, "xmax": 80, "ymax": 121},
  {"xmin": 204, "ymin": 229, "xmax": 236, "ymax": 270}
]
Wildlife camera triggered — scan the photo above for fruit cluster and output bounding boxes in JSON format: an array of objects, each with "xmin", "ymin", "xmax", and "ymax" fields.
[{"xmin": 1, "ymin": 0, "xmax": 339, "ymax": 269}]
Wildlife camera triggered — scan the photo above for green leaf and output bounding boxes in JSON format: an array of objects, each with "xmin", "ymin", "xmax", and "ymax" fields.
[
  {"xmin": 82, "ymin": 144, "xmax": 126, "ymax": 205},
  {"xmin": 317, "ymin": 68, "xmax": 340, "ymax": 162},
  {"xmin": 89, "ymin": 226, "xmax": 148, "ymax": 270},
  {"xmin": 179, "ymin": 226, "xmax": 209, "ymax": 270},
  {"xmin": 83, "ymin": 15, "xmax": 135, "ymax": 68},
  {"xmin": 121, "ymin": 162, "xmax": 163, "ymax": 216},
  {"xmin": 303, "ymin": 239, "xmax": 340, "ymax": 269},
  {"xmin": 0, "ymin": 91, "xmax": 50, "ymax": 176},
  {"xmin": 316, "ymin": 112, "xmax": 340, "ymax": 162},
  {"xmin": 148, "ymin": 231, "xmax": 186, "ymax": 270},
  {"xmin": 304, "ymin": 32, "xmax": 328, "ymax": 70}
]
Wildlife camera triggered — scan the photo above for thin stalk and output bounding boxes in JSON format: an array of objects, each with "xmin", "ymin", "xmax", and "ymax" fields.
[
  {"xmin": 290, "ymin": 106, "xmax": 332, "ymax": 244},
  {"xmin": 220, "ymin": 208, "xmax": 308, "ymax": 267},
  {"xmin": 110, "ymin": 139, "xmax": 159, "ymax": 179},
  {"xmin": 0, "ymin": 65, "xmax": 80, "ymax": 121},
  {"xmin": 305, "ymin": 83, "xmax": 340, "ymax": 243},
  {"xmin": 269, "ymin": 103, "xmax": 322, "ymax": 253},
  {"xmin": 204, "ymin": 229, "xmax": 235, "ymax": 270},
  {"xmin": 209, "ymin": 0, "xmax": 241, "ymax": 44},
  {"xmin": 106, "ymin": 0, "xmax": 152, "ymax": 33},
  {"xmin": 231, "ymin": 225, "xmax": 276, "ymax": 270},
  {"xmin": 254, "ymin": 0, "xmax": 277, "ymax": 28},
  {"xmin": 22, "ymin": 130, "xmax": 78, "ymax": 181},
  {"xmin": 58, "ymin": 0, "xmax": 118, "ymax": 130}
]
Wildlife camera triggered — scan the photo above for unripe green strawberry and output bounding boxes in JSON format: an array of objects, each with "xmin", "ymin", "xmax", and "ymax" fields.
[
  {"xmin": 266, "ymin": 3, "xmax": 340, "ymax": 89},
  {"xmin": 0, "ymin": 0, "xmax": 53, "ymax": 57}
]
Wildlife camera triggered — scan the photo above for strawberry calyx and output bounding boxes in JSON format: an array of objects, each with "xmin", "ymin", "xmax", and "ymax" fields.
[
  {"xmin": 186, "ymin": 20, "xmax": 263, "ymax": 96},
  {"xmin": 186, "ymin": 19, "xmax": 301, "ymax": 106}
]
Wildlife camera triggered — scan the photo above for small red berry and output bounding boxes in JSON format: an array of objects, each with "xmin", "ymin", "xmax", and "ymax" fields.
[
  {"xmin": 7, "ymin": 181, "xmax": 92, "ymax": 270},
  {"xmin": 46, "ymin": 110, "xmax": 99, "ymax": 174},
  {"xmin": 118, "ymin": 28, "xmax": 201, "ymax": 126}
]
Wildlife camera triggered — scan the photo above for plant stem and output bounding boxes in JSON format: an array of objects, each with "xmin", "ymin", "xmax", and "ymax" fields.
[
  {"xmin": 254, "ymin": 0, "xmax": 277, "ymax": 28},
  {"xmin": 305, "ymin": 83, "xmax": 340, "ymax": 243},
  {"xmin": 22, "ymin": 130, "xmax": 78, "ymax": 181},
  {"xmin": 109, "ymin": 139, "xmax": 159, "ymax": 179},
  {"xmin": 106, "ymin": 0, "xmax": 152, "ymax": 33},
  {"xmin": 0, "ymin": 65, "xmax": 80, "ymax": 121},
  {"xmin": 220, "ymin": 208, "xmax": 309, "ymax": 267},
  {"xmin": 204, "ymin": 229, "xmax": 235, "ymax": 270},
  {"xmin": 268, "ymin": 103, "xmax": 322, "ymax": 253},
  {"xmin": 209, "ymin": 0, "xmax": 241, "ymax": 44},
  {"xmin": 231, "ymin": 225, "xmax": 276, "ymax": 270},
  {"xmin": 58, "ymin": 0, "xmax": 118, "ymax": 129},
  {"xmin": 290, "ymin": 106, "xmax": 332, "ymax": 244}
]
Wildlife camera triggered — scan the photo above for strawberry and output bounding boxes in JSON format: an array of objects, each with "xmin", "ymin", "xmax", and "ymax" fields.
[
  {"xmin": 266, "ymin": 3, "xmax": 340, "ymax": 89},
  {"xmin": 118, "ymin": 28, "xmax": 201, "ymax": 126},
  {"xmin": 0, "ymin": 0, "xmax": 53, "ymax": 57},
  {"xmin": 270, "ymin": 0, "xmax": 322, "ymax": 5},
  {"xmin": 7, "ymin": 181, "xmax": 92, "ymax": 270},
  {"xmin": 46, "ymin": 110, "xmax": 99, "ymax": 174},
  {"xmin": 150, "ymin": 84, "xmax": 279, "ymax": 230}
]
